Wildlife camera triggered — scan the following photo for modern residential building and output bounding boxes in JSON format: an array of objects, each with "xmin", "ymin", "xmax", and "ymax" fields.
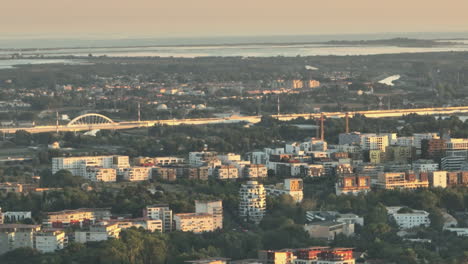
[
  {"xmin": 386, "ymin": 206, "xmax": 430, "ymax": 229},
  {"xmin": 52, "ymin": 155, "xmax": 130, "ymax": 176},
  {"xmin": 173, "ymin": 213, "xmax": 215, "ymax": 233},
  {"xmin": 195, "ymin": 200, "xmax": 223, "ymax": 230},
  {"xmin": 43, "ymin": 208, "xmax": 111, "ymax": 228},
  {"xmin": 121, "ymin": 167, "xmax": 152, "ymax": 181},
  {"xmin": 335, "ymin": 175, "xmax": 370, "ymax": 195},
  {"xmin": 143, "ymin": 205, "xmax": 173, "ymax": 232},
  {"xmin": 75, "ymin": 223, "xmax": 121, "ymax": 243},
  {"xmin": 429, "ymin": 171, "xmax": 447, "ymax": 188},
  {"xmin": 35, "ymin": 230, "xmax": 67, "ymax": 253},
  {"xmin": 243, "ymin": 164, "xmax": 268, "ymax": 178},
  {"xmin": 265, "ymin": 178, "xmax": 304, "ymax": 203},
  {"xmin": 239, "ymin": 181, "xmax": 266, "ymax": 224},
  {"xmin": 214, "ymin": 165, "xmax": 239, "ymax": 180},
  {"xmin": 375, "ymin": 172, "xmax": 429, "ymax": 189},
  {"xmin": 0, "ymin": 224, "xmax": 41, "ymax": 255},
  {"xmin": 303, "ymin": 221, "xmax": 354, "ymax": 240},
  {"xmin": 85, "ymin": 167, "xmax": 117, "ymax": 182}
]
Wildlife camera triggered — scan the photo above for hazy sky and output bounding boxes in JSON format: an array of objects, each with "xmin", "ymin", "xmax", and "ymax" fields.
[{"xmin": 2, "ymin": 0, "xmax": 468, "ymax": 38}]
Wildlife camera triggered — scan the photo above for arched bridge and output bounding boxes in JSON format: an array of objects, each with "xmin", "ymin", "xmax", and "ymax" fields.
[{"xmin": 67, "ymin": 113, "xmax": 115, "ymax": 127}]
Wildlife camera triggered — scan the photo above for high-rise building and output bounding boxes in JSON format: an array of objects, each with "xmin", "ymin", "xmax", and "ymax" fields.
[
  {"xmin": 143, "ymin": 205, "xmax": 173, "ymax": 232},
  {"xmin": 239, "ymin": 181, "xmax": 266, "ymax": 224},
  {"xmin": 195, "ymin": 200, "xmax": 223, "ymax": 230}
]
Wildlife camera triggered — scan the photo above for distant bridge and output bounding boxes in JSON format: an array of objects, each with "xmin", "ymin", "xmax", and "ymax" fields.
[{"xmin": 2, "ymin": 106, "xmax": 468, "ymax": 134}]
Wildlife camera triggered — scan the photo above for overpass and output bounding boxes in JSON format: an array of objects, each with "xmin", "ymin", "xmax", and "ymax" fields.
[{"xmin": 2, "ymin": 106, "xmax": 468, "ymax": 134}]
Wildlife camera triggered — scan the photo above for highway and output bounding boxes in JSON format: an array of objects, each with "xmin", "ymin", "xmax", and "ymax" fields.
[{"xmin": 2, "ymin": 106, "xmax": 468, "ymax": 134}]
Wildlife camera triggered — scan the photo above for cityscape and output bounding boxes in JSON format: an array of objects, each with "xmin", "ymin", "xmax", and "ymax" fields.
[{"xmin": 2, "ymin": 1, "xmax": 468, "ymax": 264}]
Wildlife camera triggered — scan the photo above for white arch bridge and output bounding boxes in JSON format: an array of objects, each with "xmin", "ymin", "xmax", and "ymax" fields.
[{"xmin": 67, "ymin": 113, "xmax": 115, "ymax": 127}]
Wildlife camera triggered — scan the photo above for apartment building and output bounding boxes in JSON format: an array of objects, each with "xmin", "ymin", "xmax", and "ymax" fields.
[
  {"xmin": 75, "ymin": 223, "xmax": 121, "ymax": 243},
  {"xmin": 239, "ymin": 181, "xmax": 266, "ymax": 224},
  {"xmin": 121, "ymin": 167, "xmax": 152, "ymax": 181},
  {"xmin": 429, "ymin": 171, "xmax": 447, "ymax": 188},
  {"xmin": 173, "ymin": 213, "xmax": 215, "ymax": 233},
  {"xmin": 214, "ymin": 165, "xmax": 239, "ymax": 180},
  {"xmin": 294, "ymin": 247, "xmax": 355, "ymax": 264},
  {"xmin": 85, "ymin": 167, "xmax": 117, "ymax": 182},
  {"xmin": 335, "ymin": 175, "xmax": 370, "ymax": 195},
  {"xmin": 43, "ymin": 208, "xmax": 111, "ymax": 228},
  {"xmin": 143, "ymin": 205, "xmax": 173, "ymax": 232},
  {"xmin": 0, "ymin": 224, "xmax": 41, "ymax": 255},
  {"xmin": 195, "ymin": 200, "xmax": 223, "ymax": 230},
  {"xmin": 375, "ymin": 172, "xmax": 429, "ymax": 189},
  {"xmin": 35, "ymin": 230, "xmax": 67, "ymax": 253},
  {"xmin": 243, "ymin": 164, "xmax": 268, "ymax": 178},
  {"xmin": 52, "ymin": 155, "xmax": 129, "ymax": 176},
  {"xmin": 265, "ymin": 178, "xmax": 304, "ymax": 203},
  {"xmin": 386, "ymin": 206, "xmax": 430, "ymax": 229}
]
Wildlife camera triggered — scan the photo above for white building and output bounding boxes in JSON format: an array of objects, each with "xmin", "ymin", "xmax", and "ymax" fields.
[
  {"xmin": 429, "ymin": 171, "xmax": 447, "ymax": 188},
  {"xmin": 386, "ymin": 206, "xmax": 430, "ymax": 229},
  {"xmin": 75, "ymin": 223, "xmax": 121, "ymax": 243},
  {"xmin": 35, "ymin": 230, "xmax": 67, "ymax": 253},
  {"xmin": 239, "ymin": 181, "xmax": 266, "ymax": 224},
  {"xmin": 52, "ymin": 155, "xmax": 129, "ymax": 176},
  {"xmin": 121, "ymin": 167, "xmax": 152, "ymax": 181},
  {"xmin": 195, "ymin": 200, "xmax": 223, "ymax": 230},
  {"xmin": 143, "ymin": 205, "xmax": 173, "ymax": 232}
]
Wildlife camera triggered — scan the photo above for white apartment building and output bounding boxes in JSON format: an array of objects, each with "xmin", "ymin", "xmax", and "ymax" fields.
[
  {"xmin": 173, "ymin": 213, "xmax": 215, "ymax": 233},
  {"xmin": 85, "ymin": 167, "xmax": 117, "ymax": 182},
  {"xmin": 75, "ymin": 223, "xmax": 121, "ymax": 243},
  {"xmin": 429, "ymin": 171, "xmax": 447, "ymax": 188},
  {"xmin": 52, "ymin": 155, "xmax": 129, "ymax": 177},
  {"xmin": 143, "ymin": 205, "xmax": 173, "ymax": 232},
  {"xmin": 121, "ymin": 167, "xmax": 152, "ymax": 181},
  {"xmin": 386, "ymin": 206, "xmax": 430, "ymax": 229},
  {"xmin": 195, "ymin": 200, "xmax": 223, "ymax": 230},
  {"xmin": 239, "ymin": 181, "xmax": 266, "ymax": 224},
  {"xmin": 35, "ymin": 230, "xmax": 67, "ymax": 253}
]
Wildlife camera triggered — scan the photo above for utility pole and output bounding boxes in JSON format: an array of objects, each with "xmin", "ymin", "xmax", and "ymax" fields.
[
  {"xmin": 55, "ymin": 111, "xmax": 59, "ymax": 134},
  {"xmin": 277, "ymin": 95, "xmax": 280, "ymax": 116},
  {"xmin": 345, "ymin": 112, "xmax": 349, "ymax": 133},
  {"xmin": 138, "ymin": 102, "xmax": 141, "ymax": 122},
  {"xmin": 320, "ymin": 113, "xmax": 325, "ymax": 141}
]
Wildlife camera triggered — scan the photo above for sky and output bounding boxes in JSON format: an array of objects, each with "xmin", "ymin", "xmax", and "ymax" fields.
[{"xmin": 2, "ymin": 0, "xmax": 468, "ymax": 39}]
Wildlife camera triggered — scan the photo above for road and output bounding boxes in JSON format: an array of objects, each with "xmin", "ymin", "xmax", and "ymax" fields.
[{"xmin": 2, "ymin": 106, "xmax": 468, "ymax": 134}]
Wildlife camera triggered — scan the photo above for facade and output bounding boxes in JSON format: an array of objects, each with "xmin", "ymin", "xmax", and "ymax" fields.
[
  {"xmin": 0, "ymin": 224, "xmax": 41, "ymax": 255},
  {"xmin": 52, "ymin": 155, "xmax": 129, "ymax": 176},
  {"xmin": 121, "ymin": 167, "xmax": 152, "ymax": 181},
  {"xmin": 375, "ymin": 172, "xmax": 429, "ymax": 189},
  {"xmin": 35, "ymin": 230, "xmax": 67, "ymax": 253},
  {"xmin": 429, "ymin": 171, "xmax": 447, "ymax": 188},
  {"xmin": 85, "ymin": 167, "xmax": 117, "ymax": 182},
  {"xmin": 243, "ymin": 164, "xmax": 268, "ymax": 178},
  {"xmin": 239, "ymin": 181, "xmax": 266, "ymax": 224},
  {"xmin": 335, "ymin": 175, "xmax": 370, "ymax": 195},
  {"xmin": 386, "ymin": 206, "xmax": 430, "ymax": 229},
  {"xmin": 173, "ymin": 213, "xmax": 215, "ymax": 233},
  {"xmin": 195, "ymin": 200, "xmax": 223, "ymax": 230},
  {"xmin": 304, "ymin": 221, "xmax": 354, "ymax": 240},
  {"xmin": 75, "ymin": 223, "xmax": 121, "ymax": 243},
  {"xmin": 44, "ymin": 208, "xmax": 111, "ymax": 228},
  {"xmin": 265, "ymin": 178, "xmax": 304, "ymax": 203},
  {"xmin": 214, "ymin": 165, "xmax": 239, "ymax": 180},
  {"xmin": 294, "ymin": 247, "xmax": 355, "ymax": 264},
  {"xmin": 143, "ymin": 205, "xmax": 173, "ymax": 232}
]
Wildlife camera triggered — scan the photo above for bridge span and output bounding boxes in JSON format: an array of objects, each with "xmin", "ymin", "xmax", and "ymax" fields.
[{"xmin": 2, "ymin": 106, "xmax": 468, "ymax": 134}]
